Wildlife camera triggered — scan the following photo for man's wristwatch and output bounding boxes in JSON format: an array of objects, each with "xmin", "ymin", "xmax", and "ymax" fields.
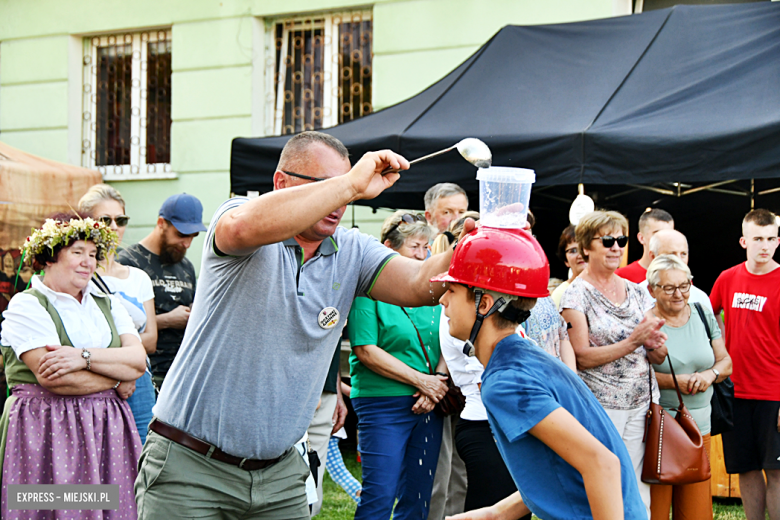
[
  {"xmin": 81, "ymin": 348, "xmax": 91, "ymax": 371},
  {"xmin": 711, "ymin": 367, "xmax": 720, "ymax": 382}
]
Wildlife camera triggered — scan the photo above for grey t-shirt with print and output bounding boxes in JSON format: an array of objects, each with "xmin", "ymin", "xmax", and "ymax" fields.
[{"xmin": 153, "ymin": 198, "xmax": 396, "ymax": 459}]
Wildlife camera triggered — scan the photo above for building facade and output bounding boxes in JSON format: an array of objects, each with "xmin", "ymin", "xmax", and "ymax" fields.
[{"xmin": 0, "ymin": 0, "xmax": 633, "ymax": 270}]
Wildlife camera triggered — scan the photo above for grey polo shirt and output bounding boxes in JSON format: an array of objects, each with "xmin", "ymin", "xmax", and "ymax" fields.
[{"xmin": 153, "ymin": 197, "xmax": 396, "ymax": 459}]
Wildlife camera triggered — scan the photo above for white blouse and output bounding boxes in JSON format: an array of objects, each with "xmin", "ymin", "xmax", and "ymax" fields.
[
  {"xmin": 439, "ymin": 307, "xmax": 533, "ymax": 422},
  {"xmin": 93, "ymin": 267, "xmax": 154, "ymax": 332},
  {"xmin": 1, "ymin": 275, "xmax": 139, "ymax": 358}
]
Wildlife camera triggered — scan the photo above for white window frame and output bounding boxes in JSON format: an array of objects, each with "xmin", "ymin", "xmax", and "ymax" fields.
[
  {"xmin": 82, "ymin": 30, "xmax": 176, "ymax": 181},
  {"xmin": 264, "ymin": 10, "xmax": 372, "ymax": 137}
]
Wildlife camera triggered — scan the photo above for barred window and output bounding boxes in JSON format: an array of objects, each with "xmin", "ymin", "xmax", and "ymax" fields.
[
  {"xmin": 266, "ymin": 10, "xmax": 373, "ymax": 136},
  {"xmin": 82, "ymin": 30, "xmax": 174, "ymax": 180}
]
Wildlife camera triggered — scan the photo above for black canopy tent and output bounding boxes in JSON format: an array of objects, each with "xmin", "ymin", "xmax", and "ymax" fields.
[{"xmin": 231, "ymin": 2, "xmax": 780, "ymax": 290}]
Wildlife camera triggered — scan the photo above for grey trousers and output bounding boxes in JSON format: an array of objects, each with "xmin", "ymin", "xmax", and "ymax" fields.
[{"xmin": 428, "ymin": 414, "xmax": 467, "ymax": 520}]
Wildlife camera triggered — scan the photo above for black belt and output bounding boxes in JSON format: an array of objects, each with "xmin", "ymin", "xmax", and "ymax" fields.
[{"xmin": 149, "ymin": 418, "xmax": 282, "ymax": 471}]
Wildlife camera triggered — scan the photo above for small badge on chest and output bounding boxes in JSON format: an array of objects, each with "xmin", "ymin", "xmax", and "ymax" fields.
[{"xmin": 318, "ymin": 307, "xmax": 340, "ymax": 329}]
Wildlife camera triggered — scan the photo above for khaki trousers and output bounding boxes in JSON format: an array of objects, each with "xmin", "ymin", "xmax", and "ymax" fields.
[
  {"xmin": 307, "ymin": 392, "xmax": 338, "ymax": 516},
  {"xmin": 135, "ymin": 431, "xmax": 310, "ymax": 520},
  {"xmin": 428, "ymin": 414, "xmax": 467, "ymax": 520}
]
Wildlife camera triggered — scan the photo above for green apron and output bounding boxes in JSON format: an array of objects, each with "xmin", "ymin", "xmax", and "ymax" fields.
[{"xmin": 0, "ymin": 288, "xmax": 120, "ymax": 475}]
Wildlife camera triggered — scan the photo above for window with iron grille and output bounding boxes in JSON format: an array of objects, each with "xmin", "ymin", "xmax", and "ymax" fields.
[
  {"xmin": 82, "ymin": 30, "xmax": 174, "ymax": 180},
  {"xmin": 266, "ymin": 10, "xmax": 372, "ymax": 136}
]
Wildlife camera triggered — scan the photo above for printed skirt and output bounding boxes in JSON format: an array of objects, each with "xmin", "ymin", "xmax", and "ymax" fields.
[{"xmin": 1, "ymin": 384, "xmax": 142, "ymax": 519}]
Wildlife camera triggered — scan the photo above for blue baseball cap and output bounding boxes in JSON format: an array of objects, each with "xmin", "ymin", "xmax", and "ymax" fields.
[{"xmin": 159, "ymin": 193, "xmax": 207, "ymax": 234}]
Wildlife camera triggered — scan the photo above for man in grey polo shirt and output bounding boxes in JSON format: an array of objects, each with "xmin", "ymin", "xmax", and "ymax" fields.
[{"xmin": 136, "ymin": 132, "xmax": 465, "ymax": 520}]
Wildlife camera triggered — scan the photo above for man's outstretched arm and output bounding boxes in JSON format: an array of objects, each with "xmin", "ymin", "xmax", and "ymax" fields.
[
  {"xmin": 215, "ymin": 151, "xmax": 409, "ymax": 256},
  {"xmin": 369, "ymin": 219, "xmax": 477, "ymax": 307}
]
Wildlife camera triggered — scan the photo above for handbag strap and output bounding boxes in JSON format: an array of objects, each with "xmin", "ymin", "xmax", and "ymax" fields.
[
  {"xmin": 92, "ymin": 272, "xmax": 114, "ymax": 295},
  {"xmin": 400, "ymin": 308, "xmax": 435, "ymax": 376},
  {"xmin": 692, "ymin": 303, "xmax": 713, "ymax": 348},
  {"xmin": 647, "ymin": 331, "xmax": 686, "ymax": 409}
]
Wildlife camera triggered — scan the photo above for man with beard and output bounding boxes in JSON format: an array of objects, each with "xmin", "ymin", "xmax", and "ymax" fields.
[{"xmin": 117, "ymin": 193, "xmax": 206, "ymax": 388}]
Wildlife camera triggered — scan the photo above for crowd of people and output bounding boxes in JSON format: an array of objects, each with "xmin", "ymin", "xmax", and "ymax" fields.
[{"xmin": 0, "ymin": 130, "xmax": 777, "ymax": 520}]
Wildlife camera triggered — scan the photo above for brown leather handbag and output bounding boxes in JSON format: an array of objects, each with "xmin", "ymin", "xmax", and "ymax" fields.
[
  {"xmin": 641, "ymin": 357, "xmax": 711, "ymax": 485},
  {"xmin": 401, "ymin": 308, "xmax": 466, "ymax": 417}
]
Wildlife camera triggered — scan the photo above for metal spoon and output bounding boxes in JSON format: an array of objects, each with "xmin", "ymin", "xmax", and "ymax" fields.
[{"xmin": 383, "ymin": 138, "xmax": 492, "ymax": 174}]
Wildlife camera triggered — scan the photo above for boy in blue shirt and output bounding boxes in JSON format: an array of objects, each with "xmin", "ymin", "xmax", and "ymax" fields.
[{"xmin": 433, "ymin": 226, "xmax": 651, "ymax": 520}]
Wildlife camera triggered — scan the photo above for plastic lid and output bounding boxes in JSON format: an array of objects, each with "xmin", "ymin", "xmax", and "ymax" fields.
[{"xmin": 476, "ymin": 167, "xmax": 535, "ymax": 183}]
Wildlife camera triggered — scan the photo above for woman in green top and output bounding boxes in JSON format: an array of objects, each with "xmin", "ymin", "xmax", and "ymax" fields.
[
  {"xmin": 348, "ymin": 211, "xmax": 448, "ymax": 520},
  {"xmin": 645, "ymin": 254, "xmax": 732, "ymax": 520}
]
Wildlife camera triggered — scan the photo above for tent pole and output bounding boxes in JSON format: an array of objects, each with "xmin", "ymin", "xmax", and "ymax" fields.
[
  {"xmin": 680, "ymin": 179, "xmax": 740, "ymax": 196},
  {"xmin": 627, "ymin": 184, "xmax": 676, "ymax": 196},
  {"xmin": 751, "ymin": 179, "xmax": 755, "ymax": 209},
  {"xmin": 604, "ymin": 187, "xmax": 643, "ymax": 201},
  {"xmin": 757, "ymin": 186, "xmax": 780, "ymax": 196}
]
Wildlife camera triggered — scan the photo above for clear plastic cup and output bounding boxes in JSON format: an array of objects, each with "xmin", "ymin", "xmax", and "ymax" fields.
[{"xmin": 477, "ymin": 167, "xmax": 536, "ymax": 229}]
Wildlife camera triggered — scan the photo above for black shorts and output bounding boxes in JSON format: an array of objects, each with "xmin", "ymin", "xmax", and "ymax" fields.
[{"xmin": 721, "ymin": 398, "xmax": 780, "ymax": 474}]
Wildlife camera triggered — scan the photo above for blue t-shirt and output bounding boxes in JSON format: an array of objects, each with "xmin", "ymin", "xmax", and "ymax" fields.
[{"xmin": 481, "ymin": 335, "xmax": 646, "ymax": 520}]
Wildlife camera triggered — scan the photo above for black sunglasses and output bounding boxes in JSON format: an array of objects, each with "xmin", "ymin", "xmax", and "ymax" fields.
[
  {"xmin": 593, "ymin": 235, "xmax": 628, "ymax": 248},
  {"xmin": 382, "ymin": 214, "xmax": 426, "ymax": 242},
  {"xmin": 281, "ymin": 170, "xmax": 326, "ymax": 182},
  {"xmin": 98, "ymin": 215, "xmax": 130, "ymax": 227}
]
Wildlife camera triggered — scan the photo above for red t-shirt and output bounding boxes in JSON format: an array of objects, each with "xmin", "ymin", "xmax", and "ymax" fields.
[
  {"xmin": 616, "ymin": 260, "xmax": 647, "ymax": 284},
  {"xmin": 710, "ymin": 262, "xmax": 780, "ymax": 401}
]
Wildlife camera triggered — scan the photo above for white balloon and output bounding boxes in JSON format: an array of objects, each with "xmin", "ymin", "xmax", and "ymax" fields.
[{"xmin": 569, "ymin": 193, "xmax": 595, "ymax": 226}]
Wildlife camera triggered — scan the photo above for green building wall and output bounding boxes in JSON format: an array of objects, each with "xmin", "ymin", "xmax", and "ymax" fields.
[{"xmin": 0, "ymin": 0, "xmax": 622, "ymax": 272}]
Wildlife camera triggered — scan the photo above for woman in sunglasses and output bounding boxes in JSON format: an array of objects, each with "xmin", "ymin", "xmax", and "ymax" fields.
[
  {"xmin": 560, "ymin": 210, "xmax": 668, "ymax": 517},
  {"xmin": 645, "ymin": 254, "xmax": 732, "ymax": 520},
  {"xmin": 348, "ymin": 210, "xmax": 447, "ymax": 520},
  {"xmin": 79, "ymin": 184, "xmax": 157, "ymax": 443}
]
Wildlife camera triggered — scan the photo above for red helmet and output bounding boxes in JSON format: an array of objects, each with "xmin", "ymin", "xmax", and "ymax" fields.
[{"xmin": 432, "ymin": 227, "xmax": 550, "ymax": 298}]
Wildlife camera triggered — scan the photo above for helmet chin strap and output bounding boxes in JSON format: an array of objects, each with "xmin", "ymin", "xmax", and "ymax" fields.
[
  {"xmin": 462, "ymin": 289, "xmax": 533, "ymax": 357},
  {"xmin": 462, "ymin": 289, "xmax": 508, "ymax": 357}
]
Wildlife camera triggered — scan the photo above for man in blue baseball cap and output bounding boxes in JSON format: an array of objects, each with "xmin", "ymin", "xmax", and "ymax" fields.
[{"xmin": 117, "ymin": 193, "xmax": 207, "ymax": 388}]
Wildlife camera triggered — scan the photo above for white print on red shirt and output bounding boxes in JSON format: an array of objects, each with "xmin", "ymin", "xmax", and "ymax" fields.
[{"xmin": 731, "ymin": 292, "xmax": 768, "ymax": 312}]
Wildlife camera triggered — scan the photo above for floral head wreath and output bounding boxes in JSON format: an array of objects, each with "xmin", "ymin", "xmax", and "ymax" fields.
[{"xmin": 20, "ymin": 217, "xmax": 119, "ymax": 264}]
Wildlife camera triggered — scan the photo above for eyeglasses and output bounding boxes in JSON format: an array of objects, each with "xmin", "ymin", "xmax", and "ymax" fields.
[
  {"xmin": 97, "ymin": 215, "xmax": 130, "ymax": 227},
  {"xmin": 592, "ymin": 235, "xmax": 628, "ymax": 248},
  {"xmin": 281, "ymin": 170, "xmax": 326, "ymax": 182},
  {"xmin": 565, "ymin": 247, "xmax": 579, "ymax": 256},
  {"xmin": 654, "ymin": 282, "xmax": 692, "ymax": 295},
  {"xmin": 382, "ymin": 214, "xmax": 426, "ymax": 241}
]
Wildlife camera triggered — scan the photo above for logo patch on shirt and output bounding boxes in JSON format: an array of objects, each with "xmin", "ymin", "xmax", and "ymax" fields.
[
  {"xmin": 332, "ymin": 283, "xmax": 341, "ymax": 291},
  {"xmin": 731, "ymin": 292, "xmax": 768, "ymax": 312},
  {"xmin": 318, "ymin": 307, "xmax": 340, "ymax": 329}
]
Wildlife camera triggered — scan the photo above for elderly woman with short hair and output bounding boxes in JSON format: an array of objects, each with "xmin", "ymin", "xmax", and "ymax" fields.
[
  {"xmin": 348, "ymin": 211, "xmax": 448, "ymax": 520},
  {"xmin": 560, "ymin": 210, "xmax": 668, "ymax": 517},
  {"xmin": 645, "ymin": 254, "xmax": 732, "ymax": 520}
]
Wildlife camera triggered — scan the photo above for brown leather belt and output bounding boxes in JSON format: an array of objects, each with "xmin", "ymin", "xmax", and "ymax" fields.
[{"xmin": 149, "ymin": 418, "xmax": 282, "ymax": 471}]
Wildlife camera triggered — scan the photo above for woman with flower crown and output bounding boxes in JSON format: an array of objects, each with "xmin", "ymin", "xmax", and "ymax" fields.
[{"xmin": 0, "ymin": 213, "xmax": 146, "ymax": 519}]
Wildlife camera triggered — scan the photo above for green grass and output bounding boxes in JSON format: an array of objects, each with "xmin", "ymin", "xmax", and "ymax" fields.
[
  {"xmin": 713, "ymin": 500, "xmax": 748, "ymax": 520},
  {"xmin": 319, "ymin": 445, "xmax": 362, "ymax": 520},
  {"xmin": 319, "ymin": 447, "xmax": 748, "ymax": 520}
]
